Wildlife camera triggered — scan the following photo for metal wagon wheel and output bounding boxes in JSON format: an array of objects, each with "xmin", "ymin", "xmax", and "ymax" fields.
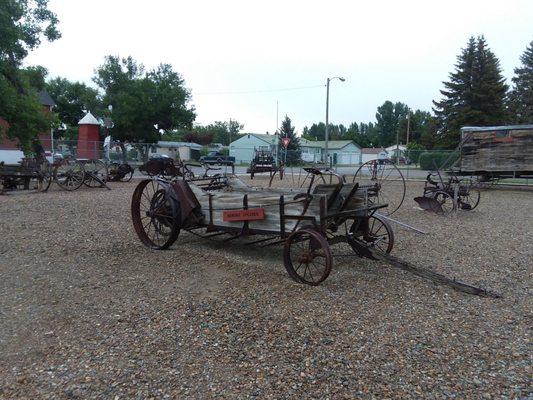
[
  {"xmin": 83, "ymin": 159, "xmax": 108, "ymax": 187},
  {"xmin": 283, "ymin": 227, "xmax": 333, "ymax": 285},
  {"xmin": 335, "ymin": 215, "xmax": 394, "ymax": 254},
  {"xmin": 358, "ymin": 215, "xmax": 394, "ymax": 253},
  {"xmin": 131, "ymin": 179, "xmax": 181, "ymax": 249},
  {"xmin": 109, "ymin": 162, "xmax": 134, "ymax": 182},
  {"xmin": 457, "ymin": 180, "xmax": 480, "ymax": 210},
  {"xmin": 431, "ymin": 190, "xmax": 455, "ymax": 215},
  {"xmin": 36, "ymin": 160, "xmax": 52, "ymax": 192},
  {"xmin": 352, "ymin": 159, "xmax": 406, "ymax": 216},
  {"xmin": 120, "ymin": 164, "xmax": 134, "ymax": 182},
  {"xmin": 53, "ymin": 160, "xmax": 85, "ymax": 191}
]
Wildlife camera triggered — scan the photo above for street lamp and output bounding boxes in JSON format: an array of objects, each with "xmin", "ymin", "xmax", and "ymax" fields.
[{"xmin": 324, "ymin": 76, "xmax": 345, "ymax": 165}]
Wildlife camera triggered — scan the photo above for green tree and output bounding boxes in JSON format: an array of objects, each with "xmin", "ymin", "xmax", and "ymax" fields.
[
  {"xmin": 346, "ymin": 122, "xmax": 372, "ymax": 147},
  {"xmin": 303, "ymin": 122, "xmax": 325, "ymax": 140},
  {"xmin": 192, "ymin": 119, "xmax": 243, "ymax": 145},
  {"xmin": 0, "ymin": 0, "xmax": 60, "ymax": 151},
  {"xmin": 433, "ymin": 36, "xmax": 508, "ymax": 147},
  {"xmin": 93, "ymin": 56, "xmax": 195, "ymax": 160},
  {"xmin": 279, "ymin": 115, "xmax": 301, "ymax": 165},
  {"xmin": 375, "ymin": 101, "xmax": 409, "ymax": 147},
  {"xmin": 20, "ymin": 65, "xmax": 48, "ymax": 90},
  {"xmin": 46, "ymin": 77, "xmax": 102, "ymax": 128},
  {"xmin": 508, "ymin": 40, "xmax": 533, "ymax": 123}
]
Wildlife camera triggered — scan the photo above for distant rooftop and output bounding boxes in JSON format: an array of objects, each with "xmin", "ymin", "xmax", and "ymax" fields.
[
  {"xmin": 38, "ymin": 90, "xmax": 55, "ymax": 107},
  {"xmin": 362, "ymin": 147, "xmax": 387, "ymax": 154},
  {"xmin": 78, "ymin": 112, "xmax": 100, "ymax": 125},
  {"xmin": 300, "ymin": 139, "xmax": 360, "ymax": 149},
  {"xmin": 461, "ymin": 125, "xmax": 533, "ymax": 132}
]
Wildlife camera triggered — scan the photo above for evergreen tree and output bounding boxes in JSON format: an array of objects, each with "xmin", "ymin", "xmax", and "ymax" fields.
[
  {"xmin": 433, "ymin": 36, "xmax": 508, "ymax": 148},
  {"xmin": 508, "ymin": 41, "xmax": 533, "ymax": 123},
  {"xmin": 279, "ymin": 115, "xmax": 301, "ymax": 165}
]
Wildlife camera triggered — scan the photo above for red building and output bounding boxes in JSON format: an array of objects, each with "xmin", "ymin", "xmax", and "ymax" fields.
[{"xmin": 0, "ymin": 91, "xmax": 55, "ymax": 163}]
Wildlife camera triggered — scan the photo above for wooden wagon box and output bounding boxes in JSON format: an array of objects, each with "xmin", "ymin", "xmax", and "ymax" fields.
[
  {"xmin": 460, "ymin": 125, "xmax": 533, "ymax": 176},
  {"xmin": 188, "ymin": 176, "xmax": 369, "ymax": 234}
]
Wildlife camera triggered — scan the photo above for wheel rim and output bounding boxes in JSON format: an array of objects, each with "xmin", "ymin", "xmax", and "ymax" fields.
[
  {"xmin": 433, "ymin": 192, "xmax": 454, "ymax": 215},
  {"xmin": 362, "ymin": 216, "xmax": 394, "ymax": 253},
  {"xmin": 83, "ymin": 160, "xmax": 108, "ymax": 187},
  {"xmin": 353, "ymin": 159, "xmax": 406, "ymax": 215},
  {"xmin": 54, "ymin": 161, "xmax": 84, "ymax": 191},
  {"xmin": 459, "ymin": 188, "xmax": 480, "ymax": 210},
  {"xmin": 131, "ymin": 179, "xmax": 180, "ymax": 249},
  {"xmin": 121, "ymin": 169, "xmax": 134, "ymax": 182},
  {"xmin": 37, "ymin": 161, "xmax": 52, "ymax": 192},
  {"xmin": 284, "ymin": 228, "xmax": 332, "ymax": 285}
]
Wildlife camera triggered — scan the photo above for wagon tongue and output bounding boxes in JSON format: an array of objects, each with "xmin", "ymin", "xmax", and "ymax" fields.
[{"xmin": 414, "ymin": 196, "xmax": 442, "ymax": 213}]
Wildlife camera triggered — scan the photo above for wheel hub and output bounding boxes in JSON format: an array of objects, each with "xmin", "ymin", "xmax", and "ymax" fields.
[{"xmin": 297, "ymin": 252, "xmax": 313, "ymax": 264}]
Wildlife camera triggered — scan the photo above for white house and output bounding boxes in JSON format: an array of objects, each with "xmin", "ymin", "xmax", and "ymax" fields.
[
  {"xmin": 385, "ymin": 144, "xmax": 407, "ymax": 159},
  {"xmin": 299, "ymin": 138, "xmax": 322, "ymax": 163},
  {"xmin": 150, "ymin": 141, "xmax": 203, "ymax": 161},
  {"xmin": 229, "ymin": 133, "xmax": 277, "ymax": 163},
  {"xmin": 361, "ymin": 148, "xmax": 389, "ymax": 163},
  {"xmin": 299, "ymin": 138, "xmax": 362, "ymax": 165}
]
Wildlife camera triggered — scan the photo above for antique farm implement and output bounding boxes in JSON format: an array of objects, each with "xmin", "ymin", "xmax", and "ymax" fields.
[
  {"xmin": 132, "ymin": 167, "xmax": 393, "ymax": 285},
  {"xmin": 414, "ymin": 170, "xmax": 480, "ymax": 215},
  {"xmin": 0, "ymin": 158, "xmax": 52, "ymax": 193},
  {"xmin": 130, "ymin": 163, "xmax": 498, "ymax": 297},
  {"xmin": 247, "ymin": 148, "xmax": 284, "ymax": 186},
  {"xmin": 52, "ymin": 158, "xmax": 110, "ymax": 191},
  {"xmin": 107, "ymin": 162, "xmax": 134, "ymax": 182}
]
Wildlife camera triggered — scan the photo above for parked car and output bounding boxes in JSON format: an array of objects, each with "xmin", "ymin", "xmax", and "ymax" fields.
[{"xmin": 200, "ymin": 151, "xmax": 235, "ymax": 166}]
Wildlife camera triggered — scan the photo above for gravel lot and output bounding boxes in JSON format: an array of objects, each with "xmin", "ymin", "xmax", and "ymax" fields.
[{"xmin": 0, "ymin": 177, "xmax": 531, "ymax": 399}]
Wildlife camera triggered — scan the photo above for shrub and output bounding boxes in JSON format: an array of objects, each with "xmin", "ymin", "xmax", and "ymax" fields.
[{"xmin": 419, "ymin": 151, "xmax": 459, "ymax": 170}]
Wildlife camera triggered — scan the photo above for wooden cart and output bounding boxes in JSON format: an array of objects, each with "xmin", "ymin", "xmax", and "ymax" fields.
[
  {"xmin": 0, "ymin": 158, "xmax": 52, "ymax": 193},
  {"xmin": 131, "ymin": 168, "xmax": 393, "ymax": 285}
]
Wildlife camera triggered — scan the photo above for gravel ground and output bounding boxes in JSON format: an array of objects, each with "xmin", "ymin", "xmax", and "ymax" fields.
[{"xmin": 0, "ymin": 178, "xmax": 531, "ymax": 399}]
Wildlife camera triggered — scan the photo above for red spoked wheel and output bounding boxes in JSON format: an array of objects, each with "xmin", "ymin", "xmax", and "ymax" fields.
[
  {"xmin": 283, "ymin": 227, "xmax": 333, "ymax": 285},
  {"xmin": 131, "ymin": 179, "xmax": 181, "ymax": 249}
]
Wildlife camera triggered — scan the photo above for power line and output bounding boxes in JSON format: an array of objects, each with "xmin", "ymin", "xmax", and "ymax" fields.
[{"xmin": 195, "ymin": 84, "xmax": 325, "ymax": 96}]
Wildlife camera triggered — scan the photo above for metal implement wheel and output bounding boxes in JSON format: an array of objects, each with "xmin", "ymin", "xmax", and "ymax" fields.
[
  {"xmin": 37, "ymin": 160, "xmax": 52, "ymax": 192},
  {"xmin": 53, "ymin": 160, "xmax": 85, "ymax": 191},
  {"xmin": 83, "ymin": 159, "xmax": 108, "ymax": 187},
  {"xmin": 353, "ymin": 159, "xmax": 406, "ymax": 215},
  {"xmin": 121, "ymin": 165, "xmax": 134, "ymax": 182},
  {"xmin": 431, "ymin": 190, "xmax": 455, "ymax": 215},
  {"xmin": 283, "ymin": 227, "xmax": 333, "ymax": 285},
  {"xmin": 457, "ymin": 180, "xmax": 480, "ymax": 210},
  {"xmin": 458, "ymin": 188, "xmax": 480, "ymax": 210},
  {"xmin": 334, "ymin": 215, "xmax": 394, "ymax": 254},
  {"xmin": 131, "ymin": 179, "xmax": 180, "ymax": 249},
  {"xmin": 357, "ymin": 215, "xmax": 394, "ymax": 253},
  {"xmin": 109, "ymin": 162, "xmax": 134, "ymax": 182}
]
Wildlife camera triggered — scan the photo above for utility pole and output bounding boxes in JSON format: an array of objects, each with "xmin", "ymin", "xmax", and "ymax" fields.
[
  {"xmin": 324, "ymin": 76, "xmax": 345, "ymax": 166},
  {"xmin": 325, "ymin": 78, "xmax": 330, "ymax": 165},
  {"xmin": 275, "ymin": 101, "xmax": 279, "ymax": 165},
  {"xmin": 406, "ymin": 110, "xmax": 410, "ymax": 147}
]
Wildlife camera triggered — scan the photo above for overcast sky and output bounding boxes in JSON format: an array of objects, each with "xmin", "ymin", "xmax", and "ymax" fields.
[{"xmin": 26, "ymin": 0, "xmax": 532, "ymax": 134}]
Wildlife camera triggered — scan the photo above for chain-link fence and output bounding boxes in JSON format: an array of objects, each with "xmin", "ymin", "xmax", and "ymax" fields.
[{"xmin": 1, "ymin": 140, "xmax": 530, "ymax": 185}]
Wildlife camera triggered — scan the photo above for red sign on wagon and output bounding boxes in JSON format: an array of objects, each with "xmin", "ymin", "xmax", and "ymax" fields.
[{"xmin": 223, "ymin": 208, "xmax": 265, "ymax": 222}]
